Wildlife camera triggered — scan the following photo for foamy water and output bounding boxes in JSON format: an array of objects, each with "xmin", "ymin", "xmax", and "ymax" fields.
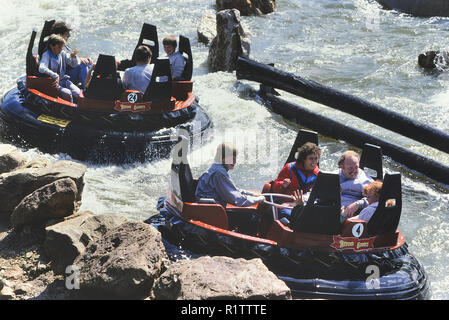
[{"xmin": 1, "ymin": 0, "xmax": 449, "ymax": 299}]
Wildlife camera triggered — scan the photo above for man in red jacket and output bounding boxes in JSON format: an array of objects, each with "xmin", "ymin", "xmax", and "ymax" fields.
[{"xmin": 271, "ymin": 142, "xmax": 321, "ymax": 221}]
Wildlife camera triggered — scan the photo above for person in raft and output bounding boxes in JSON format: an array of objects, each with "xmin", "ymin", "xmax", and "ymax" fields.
[
  {"xmin": 195, "ymin": 143, "xmax": 265, "ymax": 208},
  {"xmin": 38, "ymin": 34, "xmax": 81, "ymax": 103},
  {"xmin": 350, "ymin": 180, "xmax": 383, "ymax": 223},
  {"xmin": 162, "ymin": 35, "xmax": 185, "ymax": 80},
  {"xmin": 271, "ymin": 142, "xmax": 321, "ymax": 220},
  {"xmin": 338, "ymin": 150, "xmax": 373, "ymax": 219},
  {"xmin": 122, "ymin": 45, "xmax": 154, "ymax": 94},
  {"xmin": 50, "ymin": 21, "xmax": 93, "ymax": 89}
]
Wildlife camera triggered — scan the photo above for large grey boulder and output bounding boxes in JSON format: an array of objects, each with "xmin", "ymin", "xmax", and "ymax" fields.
[
  {"xmin": 0, "ymin": 144, "xmax": 27, "ymax": 174},
  {"xmin": 198, "ymin": 11, "xmax": 217, "ymax": 45},
  {"xmin": 10, "ymin": 178, "xmax": 78, "ymax": 229},
  {"xmin": 376, "ymin": 0, "xmax": 449, "ymax": 17},
  {"xmin": 216, "ymin": 0, "xmax": 276, "ymax": 16},
  {"xmin": 0, "ymin": 160, "xmax": 86, "ymax": 219},
  {"xmin": 44, "ymin": 212, "xmax": 129, "ymax": 274},
  {"xmin": 151, "ymin": 256, "xmax": 291, "ymax": 300},
  {"xmin": 208, "ymin": 9, "xmax": 250, "ymax": 72},
  {"xmin": 74, "ymin": 221, "xmax": 167, "ymax": 299}
]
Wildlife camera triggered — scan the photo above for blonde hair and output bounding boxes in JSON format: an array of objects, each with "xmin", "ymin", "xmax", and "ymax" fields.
[
  {"xmin": 47, "ymin": 34, "xmax": 66, "ymax": 47},
  {"xmin": 214, "ymin": 143, "xmax": 237, "ymax": 164}
]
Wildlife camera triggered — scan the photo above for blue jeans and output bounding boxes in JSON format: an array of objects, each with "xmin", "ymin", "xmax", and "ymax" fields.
[
  {"xmin": 278, "ymin": 207, "xmax": 292, "ymax": 220},
  {"xmin": 66, "ymin": 63, "xmax": 91, "ymax": 89}
]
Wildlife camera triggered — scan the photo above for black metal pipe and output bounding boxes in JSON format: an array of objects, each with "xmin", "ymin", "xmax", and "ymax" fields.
[
  {"xmin": 236, "ymin": 56, "xmax": 449, "ymax": 155},
  {"xmin": 259, "ymin": 88, "xmax": 449, "ymax": 185}
]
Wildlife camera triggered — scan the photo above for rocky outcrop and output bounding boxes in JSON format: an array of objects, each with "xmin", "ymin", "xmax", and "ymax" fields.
[
  {"xmin": 151, "ymin": 256, "xmax": 291, "ymax": 300},
  {"xmin": 74, "ymin": 221, "xmax": 167, "ymax": 299},
  {"xmin": 198, "ymin": 11, "xmax": 217, "ymax": 45},
  {"xmin": 0, "ymin": 143, "xmax": 292, "ymax": 300},
  {"xmin": 208, "ymin": 9, "xmax": 250, "ymax": 72},
  {"xmin": 0, "ymin": 145, "xmax": 27, "ymax": 174},
  {"xmin": 418, "ymin": 50, "xmax": 449, "ymax": 70},
  {"xmin": 0, "ymin": 160, "xmax": 86, "ymax": 219},
  {"xmin": 10, "ymin": 178, "xmax": 78, "ymax": 229},
  {"xmin": 376, "ymin": 0, "xmax": 449, "ymax": 17},
  {"xmin": 216, "ymin": 0, "xmax": 276, "ymax": 16},
  {"xmin": 44, "ymin": 212, "xmax": 129, "ymax": 274}
]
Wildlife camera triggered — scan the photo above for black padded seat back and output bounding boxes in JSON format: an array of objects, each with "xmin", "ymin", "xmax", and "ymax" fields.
[
  {"xmin": 285, "ymin": 129, "xmax": 319, "ymax": 165},
  {"xmin": 133, "ymin": 23, "xmax": 159, "ymax": 62},
  {"xmin": 26, "ymin": 30, "xmax": 39, "ymax": 76},
  {"xmin": 144, "ymin": 58, "xmax": 172, "ymax": 102},
  {"xmin": 367, "ymin": 173, "xmax": 402, "ymax": 236},
  {"xmin": 85, "ymin": 54, "xmax": 122, "ymax": 100},
  {"xmin": 170, "ymin": 136, "xmax": 195, "ymax": 203},
  {"xmin": 360, "ymin": 143, "xmax": 383, "ymax": 181},
  {"xmin": 178, "ymin": 35, "xmax": 193, "ymax": 81},
  {"xmin": 179, "ymin": 162, "xmax": 196, "ymax": 203},
  {"xmin": 117, "ymin": 23, "xmax": 159, "ymax": 71},
  {"xmin": 38, "ymin": 19, "xmax": 55, "ymax": 57},
  {"xmin": 292, "ymin": 172, "xmax": 341, "ymax": 235}
]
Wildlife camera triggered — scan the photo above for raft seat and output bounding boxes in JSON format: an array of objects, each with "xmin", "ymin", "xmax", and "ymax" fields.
[
  {"xmin": 226, "ymin": 203, "xmax": 261, "ymax": 236},
  {"xmin": 84, "ymin": 54, "xmax": 123, "ymax": 101},
  {"xmin": 367, "ymin": 173, "xmax": 402, "ymax": 236},
  {"xmin": 175, "ymin": 159, "xmax": 230, "ymax": 230},
  {"xmin": 26, "ymin": 76, "xmax": 58, "ymax": 98},
  {"xmin": 360, "ymin": 143, "xmax": 383, "ymax": 181},
  {"xmin": 291, "ymin": 172, "xmax": 342, "ymax": 235}
]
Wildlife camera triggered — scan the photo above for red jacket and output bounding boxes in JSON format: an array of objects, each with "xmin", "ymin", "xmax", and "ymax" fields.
[{"xmin": 272, "ymin": 162, "xmax": 320, "ymax": 195}]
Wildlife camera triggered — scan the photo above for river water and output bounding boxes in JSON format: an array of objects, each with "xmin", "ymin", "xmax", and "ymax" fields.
[{"xmin": 0, "ymin": 0, "xmax": 448, "ymax": 299}]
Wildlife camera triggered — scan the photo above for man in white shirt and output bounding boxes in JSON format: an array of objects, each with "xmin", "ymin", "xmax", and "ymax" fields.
[{"xmin": 122, "ymin": 45, "xmax": 154, "ymax": 94}]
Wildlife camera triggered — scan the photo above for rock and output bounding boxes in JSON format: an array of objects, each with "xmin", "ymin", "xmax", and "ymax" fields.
[
  {"xmin": 1, "ymin": 265, "xmax": 24, "ymax": 280},
  {"xmin": 376, "ymin": 0, "xmax": 449, "ymax": 17},
  {"xmin": 0, "ymin": 160, "xmax": 86, "ymax": 219},
  {"xmin": 44, "ymin": 212, "xmax": 129, "ymax": 274},
  {"xmin": 22, "ymin": 157, "xmax": 51, "ymax": 170},
  {"xmin": 0, "ymin": 285, "xmax": 15, "ymax": 300},
  {"xmin": 151, "ymin": 256, "xmax": 291, "ymax": 300},
  {"xmin": 216, "ymin": 0, "xmax": 276, "ymax": 16},
  {"xmin": 198, "ymin": 11, "xmax": 217, "ymax": 45},
  {"xmin": 74, "ymin": 221, "xmax": 167, "ymax": 299},
  {"xmin": 418, "ymin": 50, "xmax": 449, "ymax": 70},
  {"xmin": 0, "ymin": 144, "xmax": 27, "ymax": 174},
  {"xmin": 13, "ymin": 283, "xmax": 34, "ymax": 296},
  {"xmin": 208, "ymin": 9, "xmax": 251, "ymax": 72},
  {"xmin": 10, "ymin": 178, "xmax": 78, "ymax": 229}
]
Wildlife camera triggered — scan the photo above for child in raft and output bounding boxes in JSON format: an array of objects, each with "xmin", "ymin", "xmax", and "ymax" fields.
[{"xmin": 38, "ymin": 34, "xmax": 81, "ymax": 103}]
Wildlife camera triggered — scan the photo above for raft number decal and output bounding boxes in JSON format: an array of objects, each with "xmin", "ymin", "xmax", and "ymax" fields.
[
  {"xmin": 127, "ymin": 92, "xmax": 138, "ymax": 103},
  {"xmin": 352, "ymin": 223, "xmax": 364, "ymax": 238},
  {"xmin": 37, "ymin": 114, "xmax": 71, "ymax": 128},
  {"xmin": 330, "ymin": 236, "xmax": 375, "ymax": 252}
]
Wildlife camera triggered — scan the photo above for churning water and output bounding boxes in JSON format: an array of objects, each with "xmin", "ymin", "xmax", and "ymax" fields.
[{"xmin": 1, "ymin": 0, "xmax": 448, "ymax": 299}]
